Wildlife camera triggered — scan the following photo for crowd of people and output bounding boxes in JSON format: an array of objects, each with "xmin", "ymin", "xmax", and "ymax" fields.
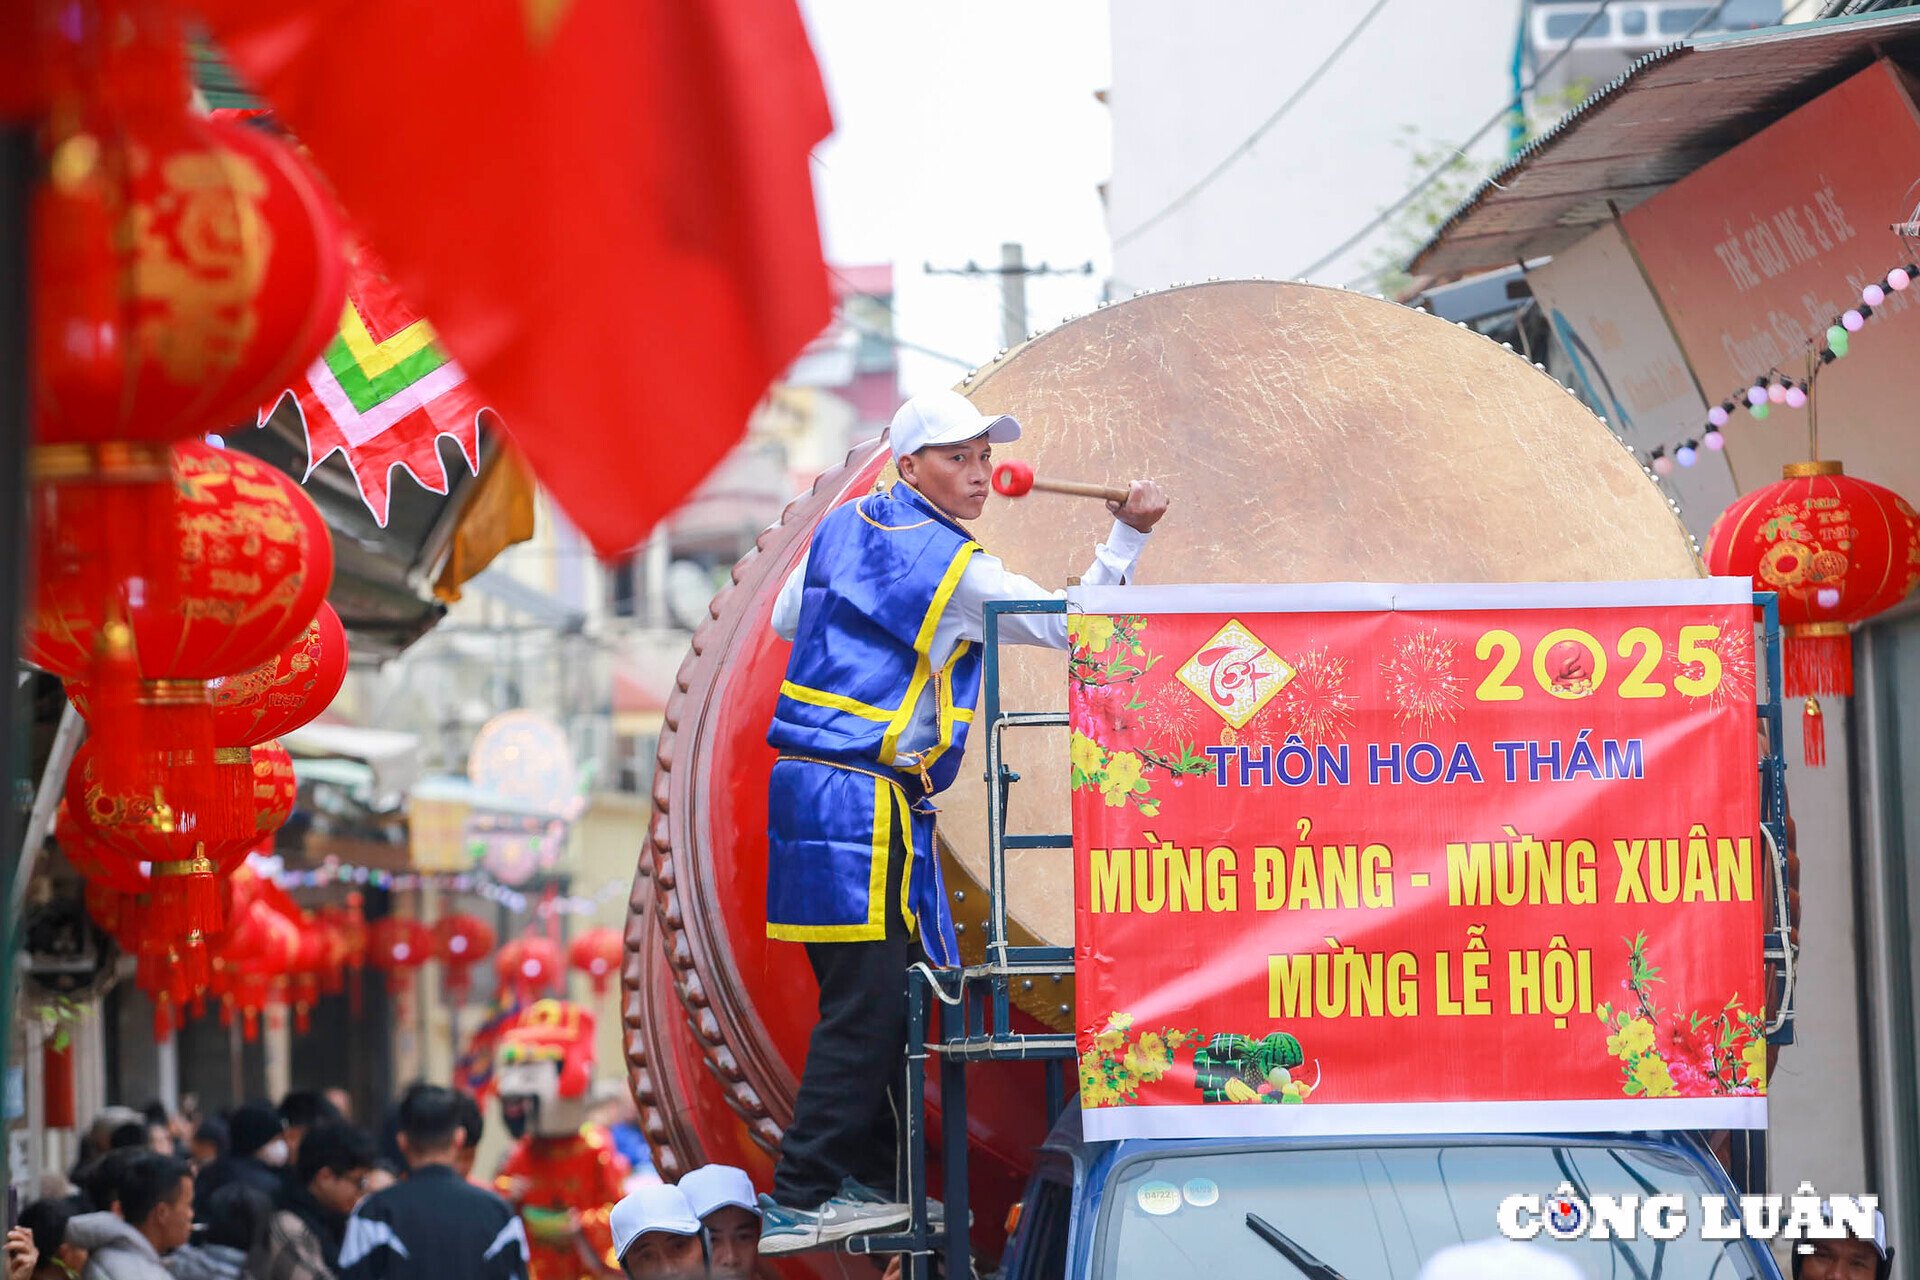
[{"xmin": 7, "ymin": 1086, "xmax": 768, "ymax": 1280}]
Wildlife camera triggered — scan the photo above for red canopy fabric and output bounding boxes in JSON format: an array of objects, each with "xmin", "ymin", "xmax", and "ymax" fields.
[{"xmin": 192, "ymin": 0, "xmax": 835, "ymax": 557}]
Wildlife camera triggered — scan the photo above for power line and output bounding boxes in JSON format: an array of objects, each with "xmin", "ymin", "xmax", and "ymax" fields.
[
  {"xmin": 1291, "ymin": 0, "xmax": 1624, "ymax": 281},
  {"xmin": 833, "ymin": 309, "xmax": 975, "ymax": 369},
  {"xmin": 1112, "ymin": 0, "xmax": 1398, "ymax": 250},
  {"xmin": 1683, "ymin": 0, "xmax": 1739, "ymax": 38},
  {"xmin": 1334, "ymin": 0, "xmax": 1734, "ymax": 299},
  {"xmin": 824, "ymin": 264, "xmax": 980, "ymax": 369}
]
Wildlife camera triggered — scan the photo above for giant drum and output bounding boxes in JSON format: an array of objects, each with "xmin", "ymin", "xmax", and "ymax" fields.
[{"xmin": 622, "ymin": 282, "xmax": 1700, "ymax": 1272}]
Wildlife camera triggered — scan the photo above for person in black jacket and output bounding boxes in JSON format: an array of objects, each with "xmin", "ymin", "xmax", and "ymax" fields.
[
  {"xmin": 338, "ymin": 1087, "xmax": 526, "ymax": 1280},
  {"xmin": 193, "ymin": 1105, "xmax": 285, "ymax": 1216},
  {"xmin": 272, "ymin": 1122, "xmax": 375, "ymax": 1277}
]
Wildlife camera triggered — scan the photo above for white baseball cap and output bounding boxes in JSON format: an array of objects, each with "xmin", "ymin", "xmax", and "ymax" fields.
[
  {"xmin": 1418, "ymin": 1240, "xmax": 1583, "ymax": 1280},
  {"xmin": 887, "ymin": 389, "xmax": 1021, "ymax": 462},
  {"xmin": 611, "ymin": 1184, "xmax": 701, "ymax": 1261},
  {"xmin": 678, "ymin": 1164, "xmax": 759, "ymax": 1221},
  {"xmin": 1798, "ymin": 1202, "xmax": 1890, "ymax": 1261}
]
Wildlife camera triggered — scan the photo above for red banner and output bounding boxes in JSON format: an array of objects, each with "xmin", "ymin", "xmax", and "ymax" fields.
[{"xmin": 1068, "ymin": 581, "xmax": 1765, "ymax": 1139}]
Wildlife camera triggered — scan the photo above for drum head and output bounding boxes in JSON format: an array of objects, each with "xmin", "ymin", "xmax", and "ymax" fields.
[{"xmin": 937, "ymin": 281, "xmax": 1700, "ymax": 1026}]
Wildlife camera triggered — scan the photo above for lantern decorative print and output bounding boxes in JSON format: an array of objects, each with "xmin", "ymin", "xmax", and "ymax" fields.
[
  {"xmin": 209, "ymin": 604, "xmax": 349, "ymax": 746},
  {"xmin": 66, "ymin": 739, "xmax": 241, "ymax": 989},
  {"xmin": 31, "ymin": 1, "xmax": 347, "ymax": 446},
  {"xmin": 1706, "ymin": 460, "xmax": 1920, "ymax": 765},
  {"xmin": 433, "ymin": 913, "xmax": 497, "ymax": 1003},
  {"xmin": 243, "ymin": 741, "xmax": 299, "ymax": 865},
  {"xmin": 30, "ymin": 441, "xmax": 333, "ymax": 682},
  {"xmin": 567, "ymin": 926, "xmax": 624, "ymax": 997}
]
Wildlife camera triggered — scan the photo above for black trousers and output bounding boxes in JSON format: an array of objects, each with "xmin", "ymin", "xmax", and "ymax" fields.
[{"xmin": 771, "ymin": 807, "xmax": 913, "ymax": 1209}]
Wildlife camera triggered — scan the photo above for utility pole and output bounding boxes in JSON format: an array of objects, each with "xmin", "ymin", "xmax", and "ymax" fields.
[{"xmin": 925, "ymin": 242, "xmax": 1096, "ymax": 350}]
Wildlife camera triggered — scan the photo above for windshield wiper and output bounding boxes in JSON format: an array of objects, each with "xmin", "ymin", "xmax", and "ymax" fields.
[{"xmin": 1245, "ymin": 1212, "xmax": 1348, "ymax": 1280}]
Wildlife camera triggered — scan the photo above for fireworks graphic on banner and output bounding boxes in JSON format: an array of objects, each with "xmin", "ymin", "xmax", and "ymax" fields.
[
  {"xmin": 1672, "ymin": 623, "xmax": 1757, "ymax": 708},
  {"xmin": 1383, "ymin": 629, "xmax": 1465, "ymax": 734},
  {"xmin": 1146, "ymin": 678, "xmax": 1201, "ymax": 749},
  {"xmin": 1264, "ymin": 647, "xmax": 1354, "ymax": 746}
]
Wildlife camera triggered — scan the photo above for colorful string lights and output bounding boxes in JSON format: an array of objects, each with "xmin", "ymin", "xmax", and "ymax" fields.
[{"xmin": 1620, "ymin": 259, "xmax": 1915, "ymax": 470}]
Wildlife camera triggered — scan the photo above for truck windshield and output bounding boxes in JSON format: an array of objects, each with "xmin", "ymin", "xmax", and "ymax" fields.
[{"xmin": 1096, "ymin": 1142, "xmax": 1769, "ymax": 1279}]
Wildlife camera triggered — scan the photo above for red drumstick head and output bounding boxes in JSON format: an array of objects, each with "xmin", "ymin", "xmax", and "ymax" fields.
[{"xmin": 992, "ymin": 459, "xmax": 1034, "ymax": 497}]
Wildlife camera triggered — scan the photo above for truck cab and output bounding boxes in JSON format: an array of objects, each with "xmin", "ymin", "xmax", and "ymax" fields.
[{"xmin": 1001, "ymin": 1107, "xmax": 1787, "ymax": 1280}]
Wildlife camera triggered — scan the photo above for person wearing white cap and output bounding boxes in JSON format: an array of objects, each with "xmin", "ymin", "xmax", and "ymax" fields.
[
  {"xmin": 609, "ymin": 1185, "xmax": 702, "ymax": 1280},
  {"xmin": 1416, "ymin": 1238, "xmax": 1584, "ymax": 1280},
  {"xmin": 762, "ymin": 389, "xmax": 1168, "ymax": 1253},
  {"xmin": 1794, "ymin": 1203, "xmax": 1893, "ymax": 1280},
  {"xmin": 676, "ymin": 1165, "xmax": 759, "ymax": 1280}
]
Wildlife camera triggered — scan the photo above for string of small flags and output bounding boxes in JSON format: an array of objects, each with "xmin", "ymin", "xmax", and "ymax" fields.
[
  {"xmin": 1636, "ymin": 258, "xmax": 1917, "ymax": 476},
  {"xmin": 272, "ymin": 857, "xmax": 627, "ymax": 916}
]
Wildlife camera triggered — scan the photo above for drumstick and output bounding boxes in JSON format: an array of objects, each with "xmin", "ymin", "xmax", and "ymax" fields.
[{"xmin": 991, "ymin": 460, "xmax": 1129, "ymax": 504}]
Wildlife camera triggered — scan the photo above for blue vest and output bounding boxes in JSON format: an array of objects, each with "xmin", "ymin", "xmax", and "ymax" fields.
[{"xmin": 764, "ymin": 483, "xmax": 984, "ymax": 963}]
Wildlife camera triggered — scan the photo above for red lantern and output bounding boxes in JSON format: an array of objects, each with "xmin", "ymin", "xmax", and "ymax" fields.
[
  {"xmin": 433, "ymin": 914, "xmax": 498, "ymax": 1003},
  {"xmin": 31, "ymin": 442, "xmax": 334, "ymax": 680},
  {"xmin": 66, "ymin": 739, "xmax": 248, "ymax": 987},
  {"xmin": 55, "ymin": 801, "xmax": 147, "ymax": 895},
  {"xmin": 83, "ymin": 879, "xmax": 139, "ymax": 951},
  {"xmin": 315, "ymin": 898, "xmax": 364, "ymax": 997},
  {"xmin": 495, "ymin": 936, "xmax": 563, "ymax": 1004},
  {"xmin": 285, "ymin": 913, "xmax": 330, "ymax": 1034},
  {"xmin": 1707, "ymin": 459, "xmax": 1920, "ymax": 765},
  {"xmin": 567, "ymin": 926, "xmax": 625, "ymax": 997},
  {"xmin": 335, "ymin": 890, "xmax": 369, "ymax": 1013},
  {"xmin": 243, "ymin": 741, "xmax": 299, "ymax": 865},
  {"xmin": 367, "ymin": 916, "xmax": 434, "ymax": 1020},
  {"xmin": 209, "ymin": 604, "xmax": 349, "ymax": 746},
  {"xmin": 219, "ymin": 896, "xmax": 301, "ymax": 1041},
  {"xmin": 31, "ymin": 0, "xmax": 347, "ymax": 446}
]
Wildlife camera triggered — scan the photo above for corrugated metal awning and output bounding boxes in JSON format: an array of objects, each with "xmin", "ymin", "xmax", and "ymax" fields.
[{"xmin": 1411, "ymin": 9, "xmax": 1920, "ymax": 280}]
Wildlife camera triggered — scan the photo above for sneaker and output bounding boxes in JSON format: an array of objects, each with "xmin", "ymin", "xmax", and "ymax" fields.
[
  {"xmin": 758, "ymin": 1195, "xmax": 822, "ymax": 1256},
  {"xmin": 757, "ymin": 1192, "xmax": 911, "ymax": 1256},
  {"xmin": 838, "ymin": 1176, "xmax": 946, "ymax": 1227}
]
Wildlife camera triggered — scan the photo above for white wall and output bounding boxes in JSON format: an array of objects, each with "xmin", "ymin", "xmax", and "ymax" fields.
[{"xmin": 1106, "ymin": 0, "xmax": 1524, "ymax": 290}]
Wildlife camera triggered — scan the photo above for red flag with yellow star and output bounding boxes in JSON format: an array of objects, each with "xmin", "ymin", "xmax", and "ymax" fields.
[{"xmin": 191, "ymin": 0, "xmax": 833, "ymax": 557}]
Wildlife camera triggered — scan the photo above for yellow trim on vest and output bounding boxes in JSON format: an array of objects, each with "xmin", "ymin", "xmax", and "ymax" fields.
[
  {"xmin": 857, "ymin": 495, "xmax": 933, "ymax": 533},
  {"xmin": 778, "ymin": 680, "xmax": 894, "ymax": 722},
  {"xmin": 880, "ymin": 543, "xmax": 980, "ymax": 766},
  {"xmin": 765, "ymin": 762, "xmax": 919, "ymax": 944},
  {"xmin": 920, "ymin": 640, "xmax": 972, "ymax": 775}
]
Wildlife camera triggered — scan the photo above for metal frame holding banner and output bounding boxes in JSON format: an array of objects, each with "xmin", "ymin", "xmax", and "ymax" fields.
[
  {"xmin": 1067, "ymin": 580, "xmax": 1777, "ymax": 1142},
  {"xmin": 861, "ymin": 591, "xmax": 1787, "ymax": 1280}
]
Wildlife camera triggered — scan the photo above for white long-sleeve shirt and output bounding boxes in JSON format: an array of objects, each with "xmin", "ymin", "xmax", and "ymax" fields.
[{"xmin": 771, "ymin": 519, "xmax": 1151, "ymax": 667}]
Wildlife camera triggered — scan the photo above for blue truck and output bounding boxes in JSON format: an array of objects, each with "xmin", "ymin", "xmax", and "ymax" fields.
[{"xmin": 997, "ymin": 1112, "xmax": 1786, "ymax": 1278}]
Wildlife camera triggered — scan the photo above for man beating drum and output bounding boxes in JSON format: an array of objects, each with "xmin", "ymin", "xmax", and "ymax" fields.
[{"xmin": 756, "ymin": 389, "xmax": 1169, "ymax": 1254}]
